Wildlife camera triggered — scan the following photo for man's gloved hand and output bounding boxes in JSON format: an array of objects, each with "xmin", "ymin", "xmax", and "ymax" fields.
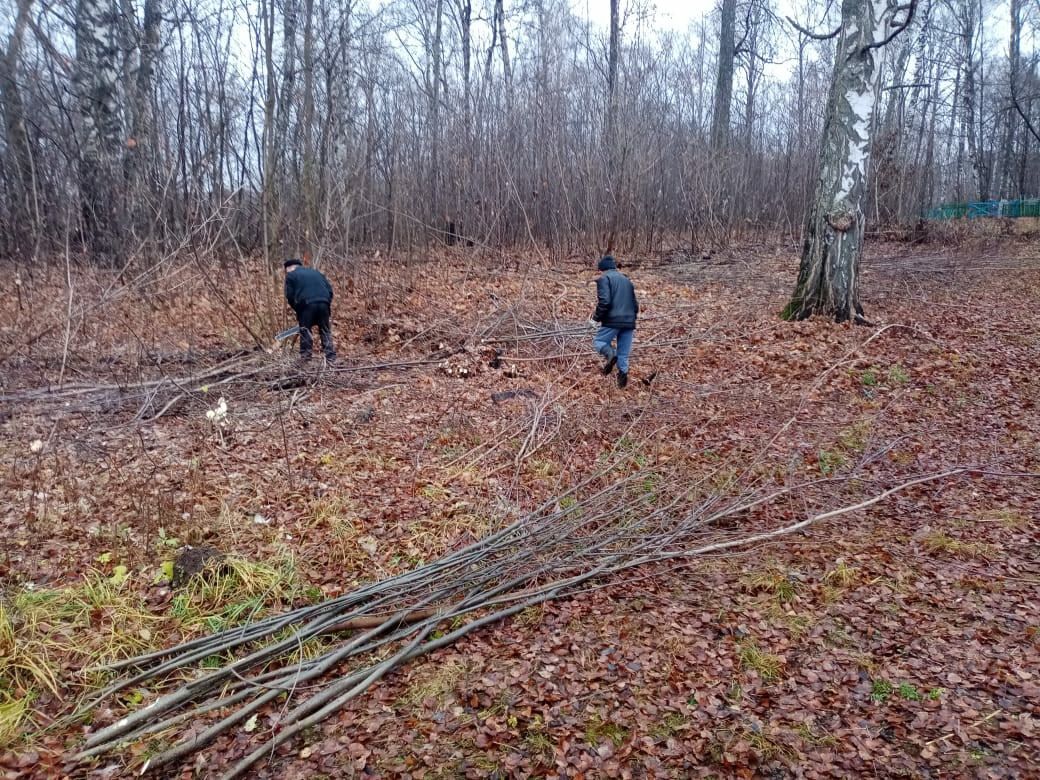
[{"xmin": 587, "ymin": 318, "xmax": 598, "ymax": 329}]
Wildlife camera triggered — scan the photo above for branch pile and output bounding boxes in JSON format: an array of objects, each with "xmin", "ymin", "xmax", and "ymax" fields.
[
  {"xmin": 72, "ymin": 463, "xmax": 973, "ymax": 778},
  {"xmin": 0, "ymin": 350, "xmax": 447, "ymax": 422}
]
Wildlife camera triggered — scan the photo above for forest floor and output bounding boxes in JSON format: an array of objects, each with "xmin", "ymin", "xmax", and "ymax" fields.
[{"xmin": 1, "ymin": 238, "xmax": 1038, "ymax": 779}]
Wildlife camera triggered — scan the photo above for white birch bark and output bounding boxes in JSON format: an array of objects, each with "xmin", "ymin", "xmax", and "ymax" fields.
[{"xmin": 75, "ymin": 0, "xmax": 125, "ymax": 266}]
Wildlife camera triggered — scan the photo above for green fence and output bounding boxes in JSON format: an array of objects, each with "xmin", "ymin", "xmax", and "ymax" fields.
[{"xmin": 924, "ymin": 198, "xmax": 1040, "ymax": 220}]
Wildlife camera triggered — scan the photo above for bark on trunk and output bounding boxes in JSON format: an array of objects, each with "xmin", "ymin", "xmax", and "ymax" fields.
[
  {"xmin": 75, "ymin": 0, "xmax": 126, "ymax": 266},
  {"xmin": 127, "ymin": 0, "xmax": 161, "ymax": 241},
  {"xmin": 301, "ymin": 0, "xmax": 316, "ymax": 257},
  {"xmin": 710, "ymin": 0, "xmax": 736, "ymax": 149},
  {"xmin": 261, "ymin": 0, "xmax": 278, "ymax": 267},
  {"xmin": 430, "ymin": 0, "xmax": 444, "ymax": 229},
  {"xmin": 607, "ymin": 0, "xmax": 619, "ymax": 143},
  {"xmin": 604, "ymin": 0, "xmax": 620, "ymax": 250},
  {"xmin": 784, "ymin": 0, "xmax": 910, "ymax": 324},
  {"xmin": 0, "ymin": 0, "xmax": 37, "ymax": 255},
  {"xmin": 494, "ymin": 0, "xmax": 512, "ymax": 110},
  {"xmin": 955, "ymin": 0, "xmax": 986, "ymax": 200}
]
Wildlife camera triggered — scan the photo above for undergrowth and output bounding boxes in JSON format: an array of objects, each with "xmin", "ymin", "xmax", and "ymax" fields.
[{"xmin": 0, "ymin": 551, "xmax": 309, "ymax": 749}]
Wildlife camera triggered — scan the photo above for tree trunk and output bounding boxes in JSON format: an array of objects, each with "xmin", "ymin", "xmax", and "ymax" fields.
[
  {"xmin": 0, "ymin": 0, "xmax": 37, "ymax": 256},
  {"xmin": 75, "ymin": 0, "xmax": 126, "ymax": 267},
  {"xmin": 604, "ymin": 0, "xmax": 620, "ymax": 250},
  {"xmin": 276, "ymin": 0, "xmax": 299, "ymax": 251},
  {"xmin": 261, "ymin": 0, "xmax": 278, "ymax": 268},
  {"xmin": 607, "ymin": 0, "xmax": 619, "ymax": 142},
  {"xmin": 1002, "ymin": 0, "xmax": 1022, "ymax": 196},
  {"xmin": 783, "ymin": 0, "xmax": 913, "ymax": 323},
  {"xmin": 494, "ymin": 0, "xmax": 512, "ymax": 109},
  {"xmin": 429, "ymin": 0, "xmax": 444, "ymax": 232},
  {"xmin": 955, "ymin": 0, "xmax": 986, "ymax": 200},
  {"xmin": 127, "ymin": 0, "xmax": 161, "ymax": 244},
  {"xmin": 455, "ymin": 0, "xmax": 472, "ymax": 240},
  {"xmin": 301, "ymin": 0, "xmax": 316, "ymax": 258},
  {"xmin": 710, "ymin": 0, "xmax": 736, "ymax": 149}
]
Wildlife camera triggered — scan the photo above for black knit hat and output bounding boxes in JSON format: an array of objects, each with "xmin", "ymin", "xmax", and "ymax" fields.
[
  {"xmin": 598, "ymin": 255, "xmax": 617, "ymax": 271},
  {"xmin": 283, "ymin": 258, "xmax": 303, "ymax": 269}
]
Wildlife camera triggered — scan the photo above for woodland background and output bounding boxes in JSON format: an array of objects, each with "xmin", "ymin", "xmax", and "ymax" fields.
[{"xmin": 0, "ymin": 0, "xmax": 1038, "ymax": 265}]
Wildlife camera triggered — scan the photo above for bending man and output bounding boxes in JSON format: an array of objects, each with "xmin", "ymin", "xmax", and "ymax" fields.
[{"xmin": 284, "ymin": 258, "xmax": 337, "ymax": 362}]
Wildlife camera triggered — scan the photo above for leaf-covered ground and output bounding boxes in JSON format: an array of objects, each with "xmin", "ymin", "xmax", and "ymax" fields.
[{"xmin": 0, "ymin": 240, "xmax": 1038, "ymax": 778}]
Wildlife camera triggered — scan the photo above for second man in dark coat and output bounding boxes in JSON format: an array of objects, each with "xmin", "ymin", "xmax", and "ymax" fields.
[{"xmin": 591, "ymin": 255, "xmax": 638, "ymax": 388}]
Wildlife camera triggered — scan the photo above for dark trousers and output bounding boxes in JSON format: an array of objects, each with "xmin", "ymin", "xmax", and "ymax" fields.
[{"xmin": 296, "ymin": 302, "xmax": 336, "ymax": 360}]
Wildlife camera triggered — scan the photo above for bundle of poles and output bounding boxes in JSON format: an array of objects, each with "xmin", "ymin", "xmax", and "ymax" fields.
[{"xmin": 71, "ymin": 459, "xmax": 972, "ymax": 779}]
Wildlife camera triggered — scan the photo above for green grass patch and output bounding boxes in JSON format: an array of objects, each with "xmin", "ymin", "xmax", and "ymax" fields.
[
  {"xmin": 743, "ymin": 564, "xmax": 798, "ymax": 604},
  {"xmin": 871, "ymin": 679, "xmax": 937, "ymax": 704},
  {"xmin": 400, "ymin": 659, "xmax": 472, "ymax": 711},
  {"xmin": 817, "ymin": 449, "xmax": 847, "ymax": 476},
  {"xmin": 0, "ymin": 692, "xmax": 31, "ymax": 747},
  {"xmin": 887, "ymin": 364, "xmax": 910, "ymax": 384},
  {"xmin": 922, "ymin": 532, "xmax": 995, "ymax": 559},
  {"xmin": 584, "ymin": 713, "xmax": 628, "ymax": 747},
  {"xmin": 737, "ymin": 639, "xmax": 783, "ymax": 682},
  {"xmin": 746, "ymin": 729, "xmax": 794, "ymax": 761},
  {"xmin": 516, "ymin": 605, "xmax": 544, "ymax": 627},
  {"xmin": 523, "ymin": 730, "xmax": 555, "ymax": 764},
  {"xmin": 649, "ymin": 712, "xmax": 687, "ymax": 741},
  {"xmin": 824, "ymin": 559, "xmax": 859, "ymax": 588},
  {"xmin": 0, "ymin": 550, "xmax": 309, "ymax": 750},
  {"xmin": 897, "ymin": 682, "xmax": 921, "ymax": 701},
  {"xmin": 870, "ymin": 678, "xmax": 893, "ymax": 703},
  {"xmin": 795, "ymin": 722, "xmax": 838, "ymax": 747},
  {"xmin": 978, "ymin": 508, "xmax": 1028, "ymax": 529},
  {"xmin": 837, "ymin": 421, "xmax": 871, "ymax": 453}
]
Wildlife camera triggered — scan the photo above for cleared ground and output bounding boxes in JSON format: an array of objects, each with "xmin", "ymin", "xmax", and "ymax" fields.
[{"xmin": 0, "ymin": 239, "xmax": 1038, "ymax": 778}]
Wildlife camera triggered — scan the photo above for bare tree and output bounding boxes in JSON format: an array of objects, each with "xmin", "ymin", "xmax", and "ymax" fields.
[
  {"xmin": 0, "ymin": 0, "xmax": 37, "ymax": 256},
  {"xmin": 126, "ymin": 0, "xmax": 161, "ymax": 245},
  {"xmin": 946, "ymin": 0, "xmax": 988, "ymax": 199},
  {"xmin": 710, "ymin": 0, "xmax": 737, "ymax": 149}
]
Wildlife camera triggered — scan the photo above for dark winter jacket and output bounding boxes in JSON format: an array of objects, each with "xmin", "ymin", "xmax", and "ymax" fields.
[
  {"xmin": 593, "ymin": 269, "xmax": 638, "ymax": 329},
  {"xmin": 285, "ymin": 267, "xmax": 334, "ymax": 312}
]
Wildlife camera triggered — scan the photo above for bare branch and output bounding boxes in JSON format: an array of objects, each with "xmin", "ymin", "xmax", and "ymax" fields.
[
  {"xmin": 786, "ymin": 15, "xmax": 841, "ymax": 41},
  {"xmin": 1010, "ymin": 68, "xmax": 1040, "ymax": 144},
  {"xmin": 882, "ymin": 82, "xmax": 931, "ymax": 90},
  {"xmin": 863, "ymin": 0, "xmax": 918, "ymax": 53}
]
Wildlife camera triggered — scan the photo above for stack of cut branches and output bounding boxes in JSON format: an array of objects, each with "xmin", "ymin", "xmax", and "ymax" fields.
[
  {"xmin": 0, "ymin": 350, "xmax": 447, "ymax": 422},
  {"xmin": 71, "ymin": 463, "xmax": 970, "ymax": 778}
]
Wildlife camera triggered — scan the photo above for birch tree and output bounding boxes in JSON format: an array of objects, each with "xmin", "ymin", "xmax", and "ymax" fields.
[
  {"xmin": 75, "ymin": 0, "xmax": 126, "ymax": 266},
  {"xmin": 783, "ymin": 0, "xmax": 917, "ymax": 324}
]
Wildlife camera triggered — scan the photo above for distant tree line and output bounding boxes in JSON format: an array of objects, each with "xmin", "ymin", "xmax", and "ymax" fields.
[{"xmin": 0, "ymin": 0, "xmax": 1037, "ymax": 266}]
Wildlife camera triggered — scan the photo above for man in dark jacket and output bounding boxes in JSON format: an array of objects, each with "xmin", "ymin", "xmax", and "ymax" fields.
[
  {"xmin": 591, "ymin": 255, "xmax": 638, "ymax": 388},
  {"xmin": 284, "ymin": 258, "xmax": 337, "ymax": 361}
]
